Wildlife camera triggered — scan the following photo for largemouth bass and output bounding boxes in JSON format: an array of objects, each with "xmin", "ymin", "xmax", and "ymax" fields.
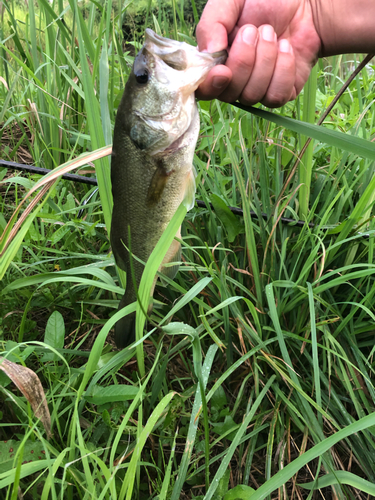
[{"xmin": 111, "ymin": 29, "xmax": 226, "ymax": 348}]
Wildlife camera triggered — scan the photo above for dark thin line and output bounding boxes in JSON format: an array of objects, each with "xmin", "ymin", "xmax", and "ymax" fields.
[
  {"xmin": 1, "ymin": 159, "xmax": 314, "ymax": 229},
  {"xmin": 0, "ymin": 159, "xmax": 98, "ymax": 186},
  {"xmin": 195, "ymin": 200, "xmax": 314, "ymax": 228},
  {"xmin": 231, "ymin": 53, "xmax": 375, "ymax": 211}
]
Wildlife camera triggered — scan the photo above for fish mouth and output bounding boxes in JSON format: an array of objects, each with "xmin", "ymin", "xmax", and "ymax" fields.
[
  {"xmin": 142, "ymin": 30, "xmax": 227, "ymax": 101},
  {"xmin": 207, "ymin": 49, "xmax": 227, "ymax": 66},
  {"xmin": 145, "ymin": 29, "xmax": 181, "ymax": 49},
  {"xmin": 145, "ymin": 28, "xmax": 227, "ymax": 66}
]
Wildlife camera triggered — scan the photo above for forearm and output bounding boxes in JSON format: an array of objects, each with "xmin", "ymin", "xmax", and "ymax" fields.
[{"xmin": 310, "ymin": 0, "xmax": 375, "ymax": 56}]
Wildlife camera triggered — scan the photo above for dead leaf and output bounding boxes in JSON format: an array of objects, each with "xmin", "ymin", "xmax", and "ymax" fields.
[{"xmin": 0, "ymin": 357, "xmax": 51, "ymax": 439}]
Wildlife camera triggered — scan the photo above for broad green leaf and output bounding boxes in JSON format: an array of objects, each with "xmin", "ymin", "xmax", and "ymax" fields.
[
  {"xmin": 216, "ymin": 469, "xmax": 231, "ymax": 498},
  {"xmin": 224, "ymin": 485, "xmax": 255, "ymax": 500},
  {"xmin": 43, "ymin": 311, "xmax": 65, "ymax": 362},
  {"xmin": 0, "ymin": 440, "xmax": 46, "ymax": 474},
  {"xmin": 84, "ymin": 384, "xmax": 139, "ymax": 405},
  {"xmin": 210, "ymin": 194, "xmax": 243, "ymax": 242},
  {"xmin": 211, "ymin": 385, "xmax": 227, "ymax": 413},
  {"xmin": 212, "ymin": 415, "xmax": 238, "ymax": 441}
]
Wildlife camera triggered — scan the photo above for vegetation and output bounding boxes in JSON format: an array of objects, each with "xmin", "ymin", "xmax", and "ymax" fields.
[
  {"xmin": 1, "ymin": 0, "xmax": 375, "ymax": 499},
  {"xmin": 122, "ymin": 0, "xmax": 207, "ymax": 43}
]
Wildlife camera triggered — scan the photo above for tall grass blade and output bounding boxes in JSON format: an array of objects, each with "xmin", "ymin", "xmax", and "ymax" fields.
[
  {"xmin": 171, "ymin": 344, "xmax": 218, "ymax": 500},
  {"xmin": 249, "ymin": 412, "xmax": 375, "ymax": 500},
  {"xmin": 135, "ymin": 203, "xmax": 187, "ymax": 376},
  {"xmin": 204, "ymin": 375, "xmax": 276, "ymax": 500},
  {"xmin": 69, "ymin": 0, "xmax": 113, "ymax": 233},
  {"xmin": 300, "ymin": 471, "xmax": 375, "ymax": 495},
  {"xmin": 299, "ymin": 64, "xmax": 317, "ymax": 217},
  {"xmin": 233, "ymin": 104, "xmax": 375, "ymax": 161},
  {"xmin": 121, "ymin": 392, "xmax": 176, "ymax": 500}
]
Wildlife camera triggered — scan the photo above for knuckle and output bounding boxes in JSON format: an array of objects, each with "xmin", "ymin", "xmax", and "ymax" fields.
[
  {"xmin": 261, "ymin": 52, "xmax": 277, "ymax": 67},
  {"xmin": 239, "ymin": 88, "xmax": 263, "ymax": 106},
  {"xmin": 233, "ymin": 57, "xmax": 255, "ymax": 74},
  {"xmin": 219, "ymin": 88, "xmax": 240, "ymax": 103},
  {"xmin": 263, "ymin": 89, "xmax": 289, "ymax": 108}
]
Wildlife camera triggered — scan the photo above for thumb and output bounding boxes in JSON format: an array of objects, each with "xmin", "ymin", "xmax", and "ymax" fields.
[
  {"xmin": 196, "ymin": 0, "xmax": 242, "ymax": 53},
  {"xmin": 196, "ymin": 20, "xmax": 229, "ymax": 53}
]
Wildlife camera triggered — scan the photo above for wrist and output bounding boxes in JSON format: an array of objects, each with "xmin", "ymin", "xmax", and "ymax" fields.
[{"xmin": 310, "ymin": 0, "xmax": 375, "ymax": 56}]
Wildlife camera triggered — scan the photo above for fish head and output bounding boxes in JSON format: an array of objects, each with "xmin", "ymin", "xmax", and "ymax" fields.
[{"xmin": 122, "ymin": 29, "xmax": 227, "ymax": 154}]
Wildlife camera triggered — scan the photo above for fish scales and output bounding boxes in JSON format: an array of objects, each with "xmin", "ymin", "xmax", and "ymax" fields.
[{"xmin": 111, "ymin": 29, "xmax": 226, "ymax": 348}]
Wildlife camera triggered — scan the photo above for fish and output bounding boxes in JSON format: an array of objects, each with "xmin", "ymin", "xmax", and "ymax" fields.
[{"xmin": 110, "ymin": 28, "xmax": 227, "ymax": 348}]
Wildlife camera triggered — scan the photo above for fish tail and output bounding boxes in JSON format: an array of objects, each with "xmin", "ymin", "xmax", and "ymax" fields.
[
  {"xmin": 114, "ymin": 278, "xmax": 157, "ymax": 348},
  {"xmin": 114, "ymin": 309, "xmax": 136, "ymax": 348},
  {"xmin": 114, "ymin": 290, "xmax": 136, "ymax": 348}
]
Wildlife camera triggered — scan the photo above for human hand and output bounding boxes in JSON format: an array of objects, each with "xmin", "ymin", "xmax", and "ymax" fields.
[{"xmin": 196, "ymin": 0, "xmax": 321, "ymax": 107}]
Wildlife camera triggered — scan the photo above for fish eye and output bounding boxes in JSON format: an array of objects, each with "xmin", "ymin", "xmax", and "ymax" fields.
[{"xmin": 135, "ymin": 70, "xmax": 149, "ymax": 84}]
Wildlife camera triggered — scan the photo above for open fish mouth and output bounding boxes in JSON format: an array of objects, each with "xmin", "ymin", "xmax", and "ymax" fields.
[
  {"xmin": 145, "ymin": 29, "xmax": 178, "ymax": 48},
  {"xmin": 145, "ymin": 29, "xmax": 227, "ymax": 64},
  {"xmin": 144, "ymin": 28, "xmax": 227, "ymax": 69}
]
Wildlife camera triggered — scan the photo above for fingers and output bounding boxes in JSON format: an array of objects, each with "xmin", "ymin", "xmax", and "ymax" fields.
[
  {"xmin": 195, "ymin": 65, "xmax": 232, "ymax": 100},
  {"xmin": 196, "ymin": 0, "xmax": 241, "ymax": 52},
  {"xmin": 217, "ymin": 25, "xmax": 258, "ymax": 103},
  {"xmin": 261, "ymin": 39, "xmax": 296, "ymax": 108},
  {"xmin": 196, "ymin": 23, "xmax": 262, "ymax": 102},
  {"xmin": 196, "ymin": 20, "xmax": 229, "ymax": 54},
  {"xmin": 197, "ymin": 23, "xmax": 297, "ymax": 107},
  {"xmin": 195, "ymin": 0, "xmax": 241, "ymax": 100},
  {"xmin": 236, "ymin": 24, "xmax": 278, "ymax": 105}
]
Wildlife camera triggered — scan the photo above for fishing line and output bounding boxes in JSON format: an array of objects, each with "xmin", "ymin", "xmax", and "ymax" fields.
[
  {"xmin": 3, "ymin": 159, "xmax": 374, "ymax": 239},
  {"xmin": 0, "ymin": 159, "xmax": 98, "ymax": 186},
  {"xmin": 1, "ymin": 159, "xmax": 314, "ymax": 229},
  {"xmin": 2, "ymin": 57, "xmax": 373, "ymax": 235}
]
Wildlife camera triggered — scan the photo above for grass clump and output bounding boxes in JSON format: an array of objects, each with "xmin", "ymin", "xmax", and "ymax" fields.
[{"xmin": 1, "ymin": 1, "xmax": 375, "ymax": 499}]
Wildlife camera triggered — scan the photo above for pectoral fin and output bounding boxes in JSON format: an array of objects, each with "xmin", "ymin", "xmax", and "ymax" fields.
[
  {"xmin": 182, "ymin": 167, "xmax": 196, "ymax": 211},
  {"xmin": 161, "ymin": 237, "xmax": 181, "ymax": 280},
  {"xmin": 147, "ymin": 162, "xmax": 175, "ymax": 207}
]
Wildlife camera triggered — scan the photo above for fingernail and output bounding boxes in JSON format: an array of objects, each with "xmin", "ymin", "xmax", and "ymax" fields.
[
  {"xmin": 279, "ymin": 38, "xmax": 292, "ymax": 53},
  {"xmin": 261, "ymin": 25, "xmax": 276, "ymax": 42},
  {"xmin": 242, "ymin": 26, "xmax": 258, "ymax": 46},
  {"xmin": 212, "ymin": 75, "xmax": 229, "ymax": 89}
]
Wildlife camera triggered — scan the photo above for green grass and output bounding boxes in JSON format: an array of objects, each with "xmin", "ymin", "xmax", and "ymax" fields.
[{"xmin": 1, "ymin": 1, "xmax": 375, "ymax": 499}]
